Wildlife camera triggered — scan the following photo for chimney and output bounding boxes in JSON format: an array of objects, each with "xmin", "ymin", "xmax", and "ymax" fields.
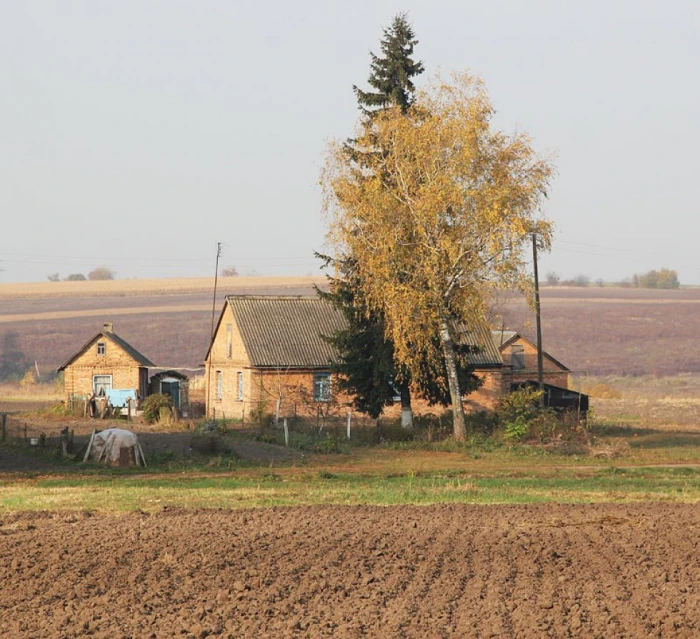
[{"xmin": 103, "ymin": 322, "xmax": 114, "ymax": 333}]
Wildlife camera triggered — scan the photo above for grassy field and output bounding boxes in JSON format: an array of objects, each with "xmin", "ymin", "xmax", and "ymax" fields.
[{"xmin": 3, "ymin": 409, "xmax": 700, "ymax": 512}]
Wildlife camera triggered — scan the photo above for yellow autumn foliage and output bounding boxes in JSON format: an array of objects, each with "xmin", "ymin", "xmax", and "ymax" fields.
[{"xmin": 322, "ymin": 72, "xmax": 554, "ymax": 439}]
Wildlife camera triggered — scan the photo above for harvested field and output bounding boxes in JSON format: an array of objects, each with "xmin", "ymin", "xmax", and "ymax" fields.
[
  {"xmin": 1, "ymin": 504, "xmax": 698, "ymax": 638},
  {"xmin": 497, "ymin": 286, "xmax": 700, "ymax": 376}
]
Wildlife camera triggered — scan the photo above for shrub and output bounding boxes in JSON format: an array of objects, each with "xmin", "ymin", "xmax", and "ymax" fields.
[
  {"xmin": 88, "ymin": 266, "xmax": 116, "ymax": 281},
  {"xmin": 498, "ymin": 387, "xmax": 543, "ymax": 426},
  {"xmin": 64, "ymin": 273, "xmax": 86, "ymax": 281},
  {"xmin": 545, "ymin": 271, "xmax": 560, "ymax": 286},
  {"xmin": 633, "ymin": 268, "xmax": 679, "ymax": 289},
  {"xmin": 142, "ymin": 393, "xmax": 173, "ymax": 424}
]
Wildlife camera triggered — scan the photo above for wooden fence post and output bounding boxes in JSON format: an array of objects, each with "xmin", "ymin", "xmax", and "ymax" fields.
[{"xmin": 1, "ymin": 414, "xmax": 6, "ymax": 442}]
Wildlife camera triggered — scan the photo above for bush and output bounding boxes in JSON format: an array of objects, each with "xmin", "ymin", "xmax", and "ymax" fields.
[
  {"xmin": 88, "ymin": 266, "xmax": 116, "ymax": 281},
  {"xmin": 64, "ymin": 273, "xmax": 86, "ymax": 281},
  {"xmin": 633, "ymin": 268, "xmax": 679, "ymax": 289},
  {"xmin": 142, "ymin": 393, "xmax": 173, "ymax": 424}
]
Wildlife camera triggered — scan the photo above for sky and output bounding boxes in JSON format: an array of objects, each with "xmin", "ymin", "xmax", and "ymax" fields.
[{"xmin": 1, "ymin": 0, "xmax": 699, "ymax": 284}]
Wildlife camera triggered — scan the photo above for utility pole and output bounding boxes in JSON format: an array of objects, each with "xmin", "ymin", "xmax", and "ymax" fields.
[
  {"xmin": 532, "ymin": 234, "xmax": 544, "ymax": 405},
  {"xmin": 210, "ymin": 242, "xmax": 222, "ymax": 340},
  {"xmin": 207, "ymin": 242, "xmax": 222, "ymax": 418}
]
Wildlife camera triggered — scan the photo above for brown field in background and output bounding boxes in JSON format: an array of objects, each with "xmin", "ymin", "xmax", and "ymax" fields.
[
  {"xmin": 496, "ymin": 286, "xmax": 700, "ymax": 376},
  {"xmin": 0, "ymin": 276, "xmax": 323, "ymax": 372},
  {"xmin": 1, "ymin": 278, "xmax": 699, "ymax": 376}
]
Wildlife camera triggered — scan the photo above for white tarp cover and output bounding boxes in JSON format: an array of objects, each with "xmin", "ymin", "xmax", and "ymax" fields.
[{"xmin": 83, "ymin": 428, "xmax": 146, "ymax": 466}]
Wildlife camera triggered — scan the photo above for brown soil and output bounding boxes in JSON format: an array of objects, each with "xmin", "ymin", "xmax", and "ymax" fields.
[{"xmin": 1, "ymin": 503, "xmax": 698, "ymax": 638}]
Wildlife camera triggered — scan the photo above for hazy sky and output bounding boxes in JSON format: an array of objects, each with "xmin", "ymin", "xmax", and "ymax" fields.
[{"xmin": 2, "ymin": 1, "xmax": 699, "ymax": 284}]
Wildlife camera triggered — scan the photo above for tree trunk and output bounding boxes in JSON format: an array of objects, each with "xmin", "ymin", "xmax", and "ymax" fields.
[
  {"xmin": 400, "ymin": 385, "xmax": 413, "ymax": 429},
  {"xmin": 439, "ymin": 316, "xmax": 466, "ymax": 441}
]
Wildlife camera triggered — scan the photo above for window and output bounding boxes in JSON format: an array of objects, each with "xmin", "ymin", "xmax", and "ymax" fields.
[
  {"xmin": 237, "ymin": 371, "xmax": 244, "ymax": 401},
  {"xmin": 313, "ymin": 373, "xmax": 331, "ymax": 402},
  {"xmin": 226, "ymin": 324, "xmax": 232, "ymax": 359},
  {"xmin": 93, "ymin": 375, "xmax": 112, "ymax": 396},
  {"xmin": 511, "ymin": 345, "xmax": 525, "ymax": 370},
  {"xmin": 216, "ymin": 371, "xmax": 223, "ymax": 400},
  {"xmin": 97, "ymin": 341, "xmax": 106, "ymax": 356}
]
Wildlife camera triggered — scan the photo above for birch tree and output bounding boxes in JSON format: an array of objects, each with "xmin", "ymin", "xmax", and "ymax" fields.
[{"xmin": 323, "ymin": 72, "xmax": 554, "ymax": 440}]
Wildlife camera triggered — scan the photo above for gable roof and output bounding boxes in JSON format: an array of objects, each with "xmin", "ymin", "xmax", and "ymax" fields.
[
  {"xmin": 58, "ymin": 330, "xmax": 155, "ymax": 371},
  {"xmin": 221, "ymin": 295, "xmax": 347, "ymax": 368},
  {"xmin": 208, "ymin": 294, "xmax": 502, "ymax": 370}
]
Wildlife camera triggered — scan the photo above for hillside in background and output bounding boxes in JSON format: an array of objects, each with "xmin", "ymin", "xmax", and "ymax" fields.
[
  {"xmin": 1, "ymin": 277, "xmax": 699, "ymax": 378},
  {"xmin": 0, "ymin": 276, "xmax": 323, "ymax": 375}
]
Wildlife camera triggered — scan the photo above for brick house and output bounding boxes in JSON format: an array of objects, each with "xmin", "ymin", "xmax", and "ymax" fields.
[
  {"xmin": 204, "ymin": 296, "xmax": 347, "ymax": 420},
  {"xmin": 204, "ymin": 296, "xmax": 510, "ymax": 420},
  {"xmin": 58, "ymin": 322, "xmax": 153, "ymax": 403}
]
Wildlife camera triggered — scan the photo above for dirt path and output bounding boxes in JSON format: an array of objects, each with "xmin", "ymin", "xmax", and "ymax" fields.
[{"xmin": 1, "ymin": 503, "xmax": 698, "ymax": 638}]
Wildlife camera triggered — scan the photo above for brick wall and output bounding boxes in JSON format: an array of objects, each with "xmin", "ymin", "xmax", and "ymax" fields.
[{"xmin": 62, "ymin": 336, "xmax": 147, "ymax": 400}]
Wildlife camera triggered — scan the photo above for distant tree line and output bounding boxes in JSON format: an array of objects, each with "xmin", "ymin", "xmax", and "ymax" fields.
[
  {"xmin": 543, "ymin": 268, "xmax": 680, "ymax": 289},
  {"xmin": 632, "ymin": 268, "xmax": 679, "ymax": 289},
  {"xmin": 48, "ymin": 267, "xmax": 116, "ymax": 282}
]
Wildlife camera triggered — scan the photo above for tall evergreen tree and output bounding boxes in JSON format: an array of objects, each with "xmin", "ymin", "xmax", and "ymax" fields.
[
  {"xmin": 321, "ymin": 15, "xmax": 483, "ymax": 426},
  {"xmin": 353, "ymin": 13, "xmax": 424, "ymax": 116},
  {"xmin": 320, "ymin": 14, "xmax": 424, "ymax": 426}
]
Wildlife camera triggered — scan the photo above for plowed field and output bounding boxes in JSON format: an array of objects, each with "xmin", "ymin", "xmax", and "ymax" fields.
[{"xmin": 2, "ymin": 503, "xmax": 699, "ymax": 638}]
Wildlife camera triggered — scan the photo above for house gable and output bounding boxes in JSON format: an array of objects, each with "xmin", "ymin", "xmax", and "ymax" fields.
[
  {"xmin": 58, "ymin": 330, "xmax": 154, "ymax": 371},
  {"xmin": 206, "ymin": 303, "xmax": 252, "ymax": 367},
  {"xmin": 492, "ymin": 331, "xmax": 570, "ymax": 373}
]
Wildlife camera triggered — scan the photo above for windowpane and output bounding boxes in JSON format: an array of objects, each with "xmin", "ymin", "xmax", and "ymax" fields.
[
  {"xmin": 226, "ymin": 324, "xmax": 232, "ymax": 359},
  {"xmin": 313, "ymin": 373, "xmax": 331, "ymax": 402},
  {"xmin": 511, "ymin": 346, "xmax": 525, "ymax": 370},
  {"xmin": 93, "ymin": 375, "xmax": 112, "ymax": 396},
  {"xmin": 97, "ymin": 342, "xmax": 106, "ymax": 356},
  {"xmin": 216, "ymin": 371, "xmax": 223, "ymax": 400},
  {"xmin": 237, "ymin": 372, "xmax": 244, "ymax": 401}
]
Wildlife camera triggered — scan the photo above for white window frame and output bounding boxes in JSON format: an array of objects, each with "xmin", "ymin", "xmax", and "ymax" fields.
[
  {"xmin": 237, "ymin": 371, "xmax": 244, "ymax": 401},
  {"xmin": 313, "ymin": 373, "xmax": 331, "ymax": 402},
  {"xmin": 93, "ymin": 374, "xmax": 112, "ymax": 396},
  {"xmin": 97, "ymin": 341, "xmax": 106, "ymax": 356},
  {"xmin": 216, "ymin": 371, "xmax": 223, "ymax": 400}
]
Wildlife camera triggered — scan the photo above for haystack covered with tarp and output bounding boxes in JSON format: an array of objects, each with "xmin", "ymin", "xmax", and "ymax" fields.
[{"xmin": 83, "ymin": 428, "xmax": 146, "ymax": 467}]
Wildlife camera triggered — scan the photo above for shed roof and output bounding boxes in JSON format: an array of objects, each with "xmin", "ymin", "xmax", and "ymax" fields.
[
  {"xmin": 223, "ymin": 295, "xmax": 346, "ymax": 368},
  {"xmin": 58, "ymin": 330, "xmax": 155, "ymax": 371}
]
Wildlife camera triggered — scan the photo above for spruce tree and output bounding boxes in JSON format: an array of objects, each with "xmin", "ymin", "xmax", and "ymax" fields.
[
  {"xmin": 320, "ymin": 15, "xmax": 481, "ymax": 424},
  {"xmin": 353, "ymin": 13, "xmax": 424, "ymax": 116}
]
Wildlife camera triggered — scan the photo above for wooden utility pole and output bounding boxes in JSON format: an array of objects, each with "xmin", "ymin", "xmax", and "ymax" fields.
[
  {"xmin": 532, "ymin": 234, "xmax": 544, "ymax": 405},
  {"xmin": 206, "ymin": 242, "xmax": 222, "ymax": 418}
]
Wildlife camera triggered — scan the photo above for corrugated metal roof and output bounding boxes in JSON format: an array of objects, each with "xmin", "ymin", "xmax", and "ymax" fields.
[
  {"xmin": 225, "ymin": 294, "xmax": 502, "ymax": 369},
  {"xmin": 491, "ymin": 329, "xmax": 518, "ymax": 348},
  {"xmin": 105, "ymin": 332, "xmax": 155, "ymax": 367},
  {"xmin": 226, "ymin": 296, "xmax": 346, "ymax": 368},
  {"xmin": 453, "ymin": 320, "xmax": 503, "ymax": 367}
]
